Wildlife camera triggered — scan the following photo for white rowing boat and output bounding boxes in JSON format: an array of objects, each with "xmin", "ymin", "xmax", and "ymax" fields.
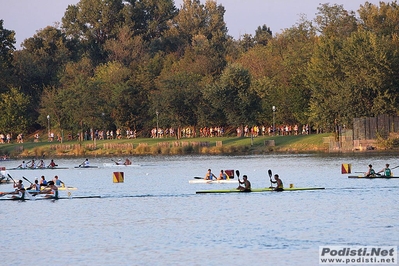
[{"xmin": 189, "ymin": 179, "xmax": 238, "ymax": 184}]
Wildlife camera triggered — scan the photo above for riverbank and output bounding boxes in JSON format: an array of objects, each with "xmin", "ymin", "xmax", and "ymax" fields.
[{"xmin": 0, "ymin": 133, "xmax": 335, "ymax": 158}]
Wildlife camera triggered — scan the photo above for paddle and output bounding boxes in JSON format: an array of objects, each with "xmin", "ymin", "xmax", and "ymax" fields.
[
  {"xmin": 22, "ymin": 176, "xmax": 33, "ymax": 185},
  {"xmin": 268, "ymin": 169, "xmax": 273, "ymax": 188},
  {"xmin": 236, "ymin": 170, "xmax": 240, "ymax": 189},
  {"xmin": 7, "ymin": 174, "xmax": 16, "ymax": 184},
  {"xmin": 78, "ymin": 160, "xmax": 86, "ymax": 167}
]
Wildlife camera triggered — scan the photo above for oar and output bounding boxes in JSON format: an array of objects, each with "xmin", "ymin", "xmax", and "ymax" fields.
[
  {"xmin": 194, "ymin": 176, "xmax": 204, "ymax": 179},
  {"xmin": 7, "ymin": 174, "xmax": 16, "ymax": 184},
  {"xmin": 78, "ymin": 160, "xmax": 85, "ymax": 167},
  {"xmin": 268, "ymin": 169, "xmax": 273, "ymax": 188},
  {"xmin": 16, "ymin": 160, "xmax": 31, "ymax": 168},
  {"xmin": 236, "ymin": 170, "xmax": 240, "ymax": 189},
  {"xmin": 391, "ymin": 165, "xmax": 399, "ymax": 170},
  {"xmin": 22, "ymin": 176, "xmax": 36, "ymax": 191},
  {"xmin": 22, "ymin": 176, "xmax": 33, "ymax": 185}
]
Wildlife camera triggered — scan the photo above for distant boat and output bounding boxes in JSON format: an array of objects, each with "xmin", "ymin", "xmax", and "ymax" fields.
[
  {"xmin": 74, "ymin": 165, "xmax": 99, "ymax": 169},
  {"xmin": 8, "ymin": 166, "xmax": 69, "ymax": 170},
  {"xmin": 103, "ymin": 163, "xmax": 141, "ymax": 167}
]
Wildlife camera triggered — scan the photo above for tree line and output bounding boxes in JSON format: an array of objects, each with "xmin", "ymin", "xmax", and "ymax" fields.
[{"xmin": 0, "ymin": 0, "xmax": 398, "ymax": 139}]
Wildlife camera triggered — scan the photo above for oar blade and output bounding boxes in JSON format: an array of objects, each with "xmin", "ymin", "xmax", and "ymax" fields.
[
  {"xmin": 7, "ymin": 174, "xmax": 15, "ymax": 182},
  {"xmin": 22, "ymin": 176, "xmax": 33, "ymax": 184},
  {"xmin": 235, "ymin": 170, "xmax": 240, "ymax": 178},
  {"xmin": 268, "ymin": 169, "xmax": 272, "ymax": 178}
]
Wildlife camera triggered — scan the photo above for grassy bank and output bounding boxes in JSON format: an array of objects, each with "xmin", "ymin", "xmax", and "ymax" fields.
[{"xmin": 0, "ymin": 133, "xmax": 332, "ymax": 158}]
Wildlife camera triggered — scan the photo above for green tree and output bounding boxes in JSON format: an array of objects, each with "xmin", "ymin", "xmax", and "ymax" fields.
[
  {"xmin": 13, "ymin": 26, "xmax": 75, "ymax": 99},
  {"xmin": 152, "ymin": 70, "xmax": 203, "ymax": 137},
  {"xmin": 0, "ymin": 87, "xmax": 31, "ymax": 135},
  {"xmin": 62, "ymin": 0, "xmax": 125, "ymax": 64},
  {"xmin": 0, "ymin": 19, "xmax": 16, "ymax": 92},
  {"xmin": 204, "ymin": 64, "xmax": 260, "ymax": 127},
  {"xmin": 314, "ymin": 3, "xmax": 358, "ymax": 38},
  {"xmin": 358, "ymin": 1, "xmax": 399, "ymax": 37}
]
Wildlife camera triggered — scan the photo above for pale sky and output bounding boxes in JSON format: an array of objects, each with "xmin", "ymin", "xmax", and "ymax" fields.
[{"xmin": 1, "ymin": 0, "xmax": 381, "ymax": 49}]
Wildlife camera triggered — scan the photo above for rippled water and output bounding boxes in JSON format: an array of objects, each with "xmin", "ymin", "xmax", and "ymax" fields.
[{"xmin": 0, "ymin": 154, "xmax": 398, "ymax": 265}]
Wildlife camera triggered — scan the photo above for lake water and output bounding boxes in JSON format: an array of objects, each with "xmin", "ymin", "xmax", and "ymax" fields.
[{"xmin": 0, "ymin": 154, "xmax": 398, "ymax": 266}]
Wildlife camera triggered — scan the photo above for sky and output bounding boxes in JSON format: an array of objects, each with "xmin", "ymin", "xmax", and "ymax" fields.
[{"xmin": 1, "ymin": 0, "xmax": 382, "ymax": 49}]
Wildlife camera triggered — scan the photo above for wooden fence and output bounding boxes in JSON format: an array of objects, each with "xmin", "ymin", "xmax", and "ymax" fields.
[{"xmin": 353, "ymin": 114, "xmax": 399, "ymax": 140}]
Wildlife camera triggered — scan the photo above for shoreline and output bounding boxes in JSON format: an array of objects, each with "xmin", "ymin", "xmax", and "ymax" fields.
[{"xmin": 0, "ymin": 133, "xmax": 395, "ymax": 158}]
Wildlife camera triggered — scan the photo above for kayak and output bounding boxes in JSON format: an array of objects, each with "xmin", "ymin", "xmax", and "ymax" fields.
[
  {"xmin": 189, "ymin": 179, "xmax": 238, "ymax": 184},
  {"xmin": 103, "ymin": 163, "xmax": 141, "ymax": 167},
  {"xmin": 0, "ymin": 187, "xmax": 78, "ymax": 195},
  {"xmin": 0, "ymin": 195, "xmax": 101, "ymax": 201},
  {"xmin": 74, "ymin": 165, "xmax": 98, "ymax": 168},
  {"xmin": 348, "ymin": 175, "xmax": 399, "ymax": 179},
  {"xmin": 8, "ymin": 167, "xmax": 69, "ymax": 170},
  {"xmin": 0, "ymin": 178, "xmax": 12, "ymax": 184},
  {"xmin": 196, "ymin": 187, "xmax": 325, "ymax": 194}
]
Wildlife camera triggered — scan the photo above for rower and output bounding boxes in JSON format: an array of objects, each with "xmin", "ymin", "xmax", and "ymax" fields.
[
  {"xmin": 124, "ymin": 158, "xmax": 132, "ymax": 165},
  {"xmin": 218, "ymin": 170, "xmax": 227, "ymax": 180},
  {"xmin": 237, "ymin": 175, "xmax": 251, "ymax": 192},
  {"xmin": 44, "ymin": 181, "xmax": 59, "ymax": 199},
  {"xmin": 13, "ymin": 179, "xmax": 24, "ymax": 191},
  {"xmin": 365, "ymin": 164, "xmax": 376, "ymax": 177},
  {"xmin": 377, "ymin": 164, "xmax": 391, "ymax": 177},
  {"xmin": 17, "ymin": 160, "xmax": 27, "ymax": 169},
  {"xmin": 28, "ymin": 179, "xmax": 40, "ymax": 191},
  {"xmin": 270, "ymin": 174, "xmax": 284, "ymax": 191},
  {"xmin": 48, "ymin": 159, "xmax": 57, "ymax": 168},
  {"xmin": 205, "ymin": 169, "xmax": 216, "ymax": 180},
  {"xmin": 53, "ymin": 175, "xmax": 65, "ymax": 187},
  {"xmin": 11, "ymin": 187, "xmax": 26, "ymax": 200},
  {"xmin": 28, "ymin": 159, "xmax": 36, "ymax": 169},
  {"xmin": 40, "ymin": 175, "xmax": 48, "ymax": 187},
  {"xmin": 37, "ymin": 159, "xmax": 45, "ymax": 168},
  {"xmin": 83, "ymin": 158, "xmax": 90, "ymax": 167}
]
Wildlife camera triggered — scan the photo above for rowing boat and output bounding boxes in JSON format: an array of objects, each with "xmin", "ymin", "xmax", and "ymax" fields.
[
  {"xmin": 196, "ymin": 187, "xmax": 325, "ymax": 194},
  {"xmin": 0, "ymin": 186, "xmax": 78, "ymax": 195},
  {"xmin": 189, "ymin": 179, "xmax": 238, "ymax": 184},
  {"xmin": 0, "ymin": 195, "xmax": 101, "ymax": 201},
  {"xmin": 74, "ymin": 165, "xmax": 98, "ymax": 169},
  {"xmin": 38, "ymin": 186, "xmax": 77, "ymax": 191},
  {"xmin": 102, "ymin": 163, "xmax": 141, "ymax": 167},
  {"xmin": 0, "ymin": 178, "xmax": 12, "ymax": 184},
  {"xmin": 8, "ymin": 167, "xmax": 69, "ymax": 170},
  {"xmin": 348, "ymin": 175, "xmax": 399, "ymax": 179}
]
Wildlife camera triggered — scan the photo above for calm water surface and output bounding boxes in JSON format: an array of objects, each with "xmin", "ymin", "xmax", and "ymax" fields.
[{"xmin": 0, "ymin": 154, "xmax": 398, "ymax": 266}]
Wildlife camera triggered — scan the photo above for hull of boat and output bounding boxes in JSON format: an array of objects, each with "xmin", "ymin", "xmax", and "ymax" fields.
[
  {"xmin": 189, "ymin": 179, "xmax": 238, "ymax": 184},
  {"xmin": 196, "ymin": 187, "xmax": 325, "ymax": 194},
  {"xmin": 0, "ymin": 187, "xmax": 78, "ymax": 195},
  {"xmin": 74, "ymin": 166, "xmax": 98, "ymax": 168},
  {"xmin": 348, "ymin": 175, "xmax": 399, "ymax": 179},
  {"xmin": 8, "ymin": 167, "xmax": 69, "ymax": 170},
  {"xmin": 0, "ymin": 195, "xmax": 101, "ymax": 201},
  {"xmin": 103, "ymin": 163, "xmax": 141, "ymax": 167}
]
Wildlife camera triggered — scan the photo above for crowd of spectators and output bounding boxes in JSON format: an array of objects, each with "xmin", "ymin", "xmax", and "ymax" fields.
[{"xmin": 2, "ymin": 124, "xmax": 314, "ymax": 143}]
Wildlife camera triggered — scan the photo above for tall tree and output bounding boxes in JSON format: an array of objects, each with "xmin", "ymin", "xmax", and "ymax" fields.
[
  {"xmin": 0, "ymin": 87, "xmax": 31, "ymax": 135},
  {"xmin": 0, "ymin": 19, "xmax": 16, "ymax": 92},
  {"xmin": 314, "ymin": 3, "xmax": 358, "ymax": 38},
  {"xmin": 13, "ymin": 26, "xmax": 74, "ymax": 95},
  {"xmin": 62, "ymin": 0, "xmax": 125, "ymax": 64},
  {"xmin": 204, "ymin": 63, "xmax": 260, "ymax": 127},
  {"xmin": 358, "ymin": 1, "xmax": 399, "ymax": 37}
]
